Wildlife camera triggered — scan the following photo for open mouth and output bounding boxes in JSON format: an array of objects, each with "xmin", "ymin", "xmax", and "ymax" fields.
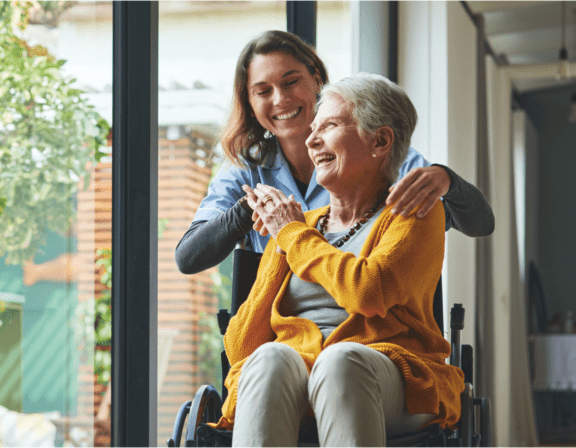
[
  {"xmin": 274, "ymin": 107, "xmax": 301, "ymax": 121},
  {"xmin": 315, "ymin": 154, "xmax": 336, "ymax": 166}
]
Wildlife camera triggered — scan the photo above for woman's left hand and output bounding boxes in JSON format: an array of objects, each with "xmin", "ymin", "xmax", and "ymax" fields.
[
  {"xmin": 242, "ymin": 184, "xmax": 306, "ymax": 241},
  {"xmin": 386, "ymin": 166, "xmax": 451, "ymax": 219}
]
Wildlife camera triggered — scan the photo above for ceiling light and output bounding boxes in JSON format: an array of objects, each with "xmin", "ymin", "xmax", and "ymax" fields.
[{"xmin": 569, "ymin": 93, "xmax": 576, "ymax": 123}]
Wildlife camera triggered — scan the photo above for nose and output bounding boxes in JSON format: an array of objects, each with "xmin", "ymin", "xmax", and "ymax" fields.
[
  {"xmin": 272, "ymin": 87, "xmax": 288, "ymax": 106},
  {"xmin": 305, "ymin": 129, "xmax": 320, "ymax": 150}
]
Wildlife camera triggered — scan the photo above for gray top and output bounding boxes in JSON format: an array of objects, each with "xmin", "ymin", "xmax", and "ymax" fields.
[{"xmin": 280, "ymin": 207, "xmax": 385, "ymax": 342}]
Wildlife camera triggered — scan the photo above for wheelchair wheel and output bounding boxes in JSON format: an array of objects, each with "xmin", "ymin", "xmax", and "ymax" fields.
[
  {"xmin": 184, "ymin": 385, "xmax": 223, "ymax": 446},
  {"xmin": 167, "ymin": 401, "xmax": 192, "ymax": 447}
]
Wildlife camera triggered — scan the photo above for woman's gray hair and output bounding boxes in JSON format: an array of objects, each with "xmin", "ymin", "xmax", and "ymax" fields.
[{"xmin": 318, "ymin": 73, "xmax": 417, "ymax": 183}]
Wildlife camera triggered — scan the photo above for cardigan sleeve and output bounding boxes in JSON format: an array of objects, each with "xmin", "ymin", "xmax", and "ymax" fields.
[
  {"xmin": 223, "ymin": 244, "xmax": 290, "ymax": 366},
  {"xmin": 275, "ymin": 202, "xmax": 445, "ymax": 318}
]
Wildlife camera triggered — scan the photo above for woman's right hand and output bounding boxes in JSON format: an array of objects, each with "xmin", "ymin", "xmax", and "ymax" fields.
[{"xmin": 242, "ymin": 184, "xmax": 305, "ymax": 241}]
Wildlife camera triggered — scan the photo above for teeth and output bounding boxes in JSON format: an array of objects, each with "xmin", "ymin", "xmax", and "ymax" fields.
[
  {"xmin": 275, "ymin": 108, "xmax": 300, "ymax": 120},
  {"xmin": 315, "ymin": 155, "xmax": 336, "ymax": 165}
]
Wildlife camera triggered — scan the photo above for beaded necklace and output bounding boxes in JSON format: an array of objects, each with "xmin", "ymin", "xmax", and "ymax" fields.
[{"xmin": 318, "ymin": 197, "xmax": 386, "ymax": 248}]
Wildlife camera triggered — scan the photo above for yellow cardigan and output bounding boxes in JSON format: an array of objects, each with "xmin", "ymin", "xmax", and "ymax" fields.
[{"xmin": 214, "ymin": 201, "xmax": 464, "ymax": 431}]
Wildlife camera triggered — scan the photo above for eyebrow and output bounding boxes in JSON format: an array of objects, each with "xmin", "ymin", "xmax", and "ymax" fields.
[
  {"xmin": 250, "ymin": 69, "xmax": 301, "ymax": 88},
  {"xmin": 310, "ymin": 115, "xmax": 344, "ymax": 131}
]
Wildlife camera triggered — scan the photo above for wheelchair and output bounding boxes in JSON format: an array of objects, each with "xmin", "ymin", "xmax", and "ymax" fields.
[{"xmin": 168, "ymin": 242, "xmax": 492, "ymax": 447}]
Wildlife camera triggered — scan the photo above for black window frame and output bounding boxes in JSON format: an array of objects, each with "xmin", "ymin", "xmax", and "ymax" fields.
[{"xmin": 112, "ymin": 2, "xmax": 159, "ymax": 446}]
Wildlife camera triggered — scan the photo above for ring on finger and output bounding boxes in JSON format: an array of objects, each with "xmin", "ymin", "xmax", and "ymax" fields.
[{"xmin": 262, "ymin": 195, "xmax": 274, "ymax": 205}]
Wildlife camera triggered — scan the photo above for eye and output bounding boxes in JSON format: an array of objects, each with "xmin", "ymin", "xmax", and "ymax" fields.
[
  {"xmin": 256, "ymin": 89, "xmax": 271, "ymax": 96},
  {"xmin": 284, "ymin": 78, "xmax": 298, "ymax": 88}
]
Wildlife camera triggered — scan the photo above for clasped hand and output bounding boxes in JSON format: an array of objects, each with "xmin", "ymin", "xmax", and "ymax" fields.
[{"xmin": 242, "ymin": 184, "xmax": 306, "ymax": 243}]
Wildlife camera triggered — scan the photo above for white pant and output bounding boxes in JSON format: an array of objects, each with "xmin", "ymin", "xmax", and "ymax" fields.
[{"xmin": 233, "ymin": 342, "xmax": 434, "ymax": 447}]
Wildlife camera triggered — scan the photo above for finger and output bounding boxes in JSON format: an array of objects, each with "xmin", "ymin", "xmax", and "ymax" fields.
[
  {"xmin": 252, "ymin": 184, "xmax": 270, "ymax": 202},
  {"xmin": 391, "ymin": 176, "xmax": 431, "ymax": 215},
  {"xmin": 252, "ymin": 215, "xmax": 270, "ymax": 236},
  {"xmin": 288, "ymin": 194, "xmax": 300, "ymax": 207},
  {"xmin": 416, "ymin": 196, "xmax": 440, "ymax": 219},
  {"xmin": 386, "ymin": 170, "xmax": 420, "ymax": 205},
  {"xmin": 400, "ymin": 187, "xmax": 435, "ymax": 217},
  {"xmin": 256, "ymin": 184, "xmax": 285, "ymax": 204},
  {"xmin": 245, "ymin": 191, "xmax": 260, "ymax": 211}
]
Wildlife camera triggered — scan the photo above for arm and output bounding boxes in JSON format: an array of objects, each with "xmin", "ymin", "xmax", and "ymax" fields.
[
  {"xmin": 174, "ymin": 201, "xmax": 254, "ymax": 274},
  {"xmin": 275, "ymin": 202, "xmax": 445, "ymax": 318},
  {"xmin": 386, "ymin": 148, "xmax": 495, "ymax": 237},
  {"xmin": 175, "ymin": 161, "xmax": 258, "ymax": 274},
  {"xmin": 223, "ymin": 243, "xmax": 290, "ymax": 366},
  {"xmin": 438, "ymin": 164, "xmax": 495, "ymax": 237}
]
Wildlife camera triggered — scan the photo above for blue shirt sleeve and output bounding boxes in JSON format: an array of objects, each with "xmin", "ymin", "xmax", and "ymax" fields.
[
  {"xmin": 397, "ymin": 147, "xmax": 431, "ymax": 182},
  {"xmin": 192, "ymin": 161, "xmax": 257, "ymax": 223}
]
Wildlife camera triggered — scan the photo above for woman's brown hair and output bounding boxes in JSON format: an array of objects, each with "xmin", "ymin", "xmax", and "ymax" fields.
[{"xmin": 220, "ymin": 30, "xmax": 329, "ymax": 167}]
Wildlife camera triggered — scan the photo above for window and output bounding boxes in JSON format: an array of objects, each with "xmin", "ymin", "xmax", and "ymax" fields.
[
  {"xmin": 157, "ymin": 3, "xmax": 286, "ymax": 445},
  {"xmin": 0, "ymin": 2, "xmax": 113, "ymax": 446}
]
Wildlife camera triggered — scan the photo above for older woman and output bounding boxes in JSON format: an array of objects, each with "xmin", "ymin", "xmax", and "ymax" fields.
[
  {"xmin": 212, "ymin": 73, "xmax": 464, "ymax": 447},
  {"xmin": 175, "ymin": 30, "xmax": 494, "ymax": 276}
]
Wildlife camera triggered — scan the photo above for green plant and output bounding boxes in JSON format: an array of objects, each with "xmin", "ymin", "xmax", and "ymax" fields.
[
  {"xmin": 0, "ymin": 1, "xmax": 109, "ymax": 265},
  {"xmin": 94, "ymin": 248, "xmax": 111, "ymax": 385},
  {"xmin": 197, "ymin": 271, "xmax": 232, "ymax": 387},
  {"xmin": 92, "ymin": 221, "xmax": 169, "ymax": 385}
]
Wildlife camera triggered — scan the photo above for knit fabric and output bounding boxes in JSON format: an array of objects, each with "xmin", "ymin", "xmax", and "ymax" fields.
[{"xmin": 212, "ymin": 201, "xmax": 464, "ymax": 431}]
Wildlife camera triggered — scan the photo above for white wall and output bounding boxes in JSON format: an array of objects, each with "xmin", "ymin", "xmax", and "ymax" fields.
[
  {"xmin": 399, "ymin": 3, "xmax": 522, "ymax": 446},
  {"xmin": 445, "ymin": 2, "xmax": 477, "ymax": 350},
  {"xmin": 398, "ymin": 1, "xmax": 476, "ymax": 347},
  {"xmin": 486, "ymin": 53, "xmax": 513, "ymax": 448}
]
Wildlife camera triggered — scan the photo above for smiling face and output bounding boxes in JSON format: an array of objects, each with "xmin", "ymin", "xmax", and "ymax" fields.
[
  {"xmin": 306, "ymin": 94, "xmax": 378, "ymax": 191},
  {"xmin": 246, "ymin": 52, "xmax": 320, "ymax": 147}
]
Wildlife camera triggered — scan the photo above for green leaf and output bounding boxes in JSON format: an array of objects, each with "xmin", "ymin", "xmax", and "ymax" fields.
[{"xmin": 0, "ymin": 2, "xmax": 110, "ymax": 265}]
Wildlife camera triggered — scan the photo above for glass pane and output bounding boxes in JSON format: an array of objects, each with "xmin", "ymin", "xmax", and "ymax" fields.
[
  {"xmin": 157, "ymin": 2, "xmax": 286, "ymax": 445},
  {"xmin": 316, "ymin": 1, "xmax": 353, "ymax": 82},
  {"xmin": 0, "ymin": 2, "xmax": 112, "ymax": 447}
]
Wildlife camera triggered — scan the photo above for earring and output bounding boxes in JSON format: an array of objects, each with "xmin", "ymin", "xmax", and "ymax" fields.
[
  {"xmin": 264, "ymin": 130, "xmax": 273, "ymax": 139},
  {"xmin": 372, "ymin": 154, "xmax": 377, "ymax": 158}
]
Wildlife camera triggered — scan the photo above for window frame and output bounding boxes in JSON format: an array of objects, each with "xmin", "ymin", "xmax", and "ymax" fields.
[{"xmin": 112, "ymin": 2, "xmax": 159, "ymax": 446}]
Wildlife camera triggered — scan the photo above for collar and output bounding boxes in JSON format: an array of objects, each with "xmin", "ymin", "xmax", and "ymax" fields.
[{"xmin": 259, "ymin": 136, "xmax": 285, "ymax": 170}]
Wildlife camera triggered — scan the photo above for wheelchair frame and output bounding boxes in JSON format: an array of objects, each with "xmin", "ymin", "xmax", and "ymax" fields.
[{"xmin": 168, "ymin": 244, "xmax": 491, "ymax": 447}]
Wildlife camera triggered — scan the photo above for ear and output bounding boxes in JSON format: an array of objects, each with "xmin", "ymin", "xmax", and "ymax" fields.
[{"xmin": 373, "ymin": 126, "xmax": 394, "ymax": 155}]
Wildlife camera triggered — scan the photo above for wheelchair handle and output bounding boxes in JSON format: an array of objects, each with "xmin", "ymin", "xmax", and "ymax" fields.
[
  {"xmin": 450, "ymin": 304, "xmax": 465, "ymax": 369},
  {"xmin": 235, "ymin": 235, "xmax": 247, "ymax": 250}
]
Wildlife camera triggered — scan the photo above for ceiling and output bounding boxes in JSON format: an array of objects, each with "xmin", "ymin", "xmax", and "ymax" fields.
[{"xmin": 466, "ymin": 1, "xmax": 576, "ymax": 92}]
